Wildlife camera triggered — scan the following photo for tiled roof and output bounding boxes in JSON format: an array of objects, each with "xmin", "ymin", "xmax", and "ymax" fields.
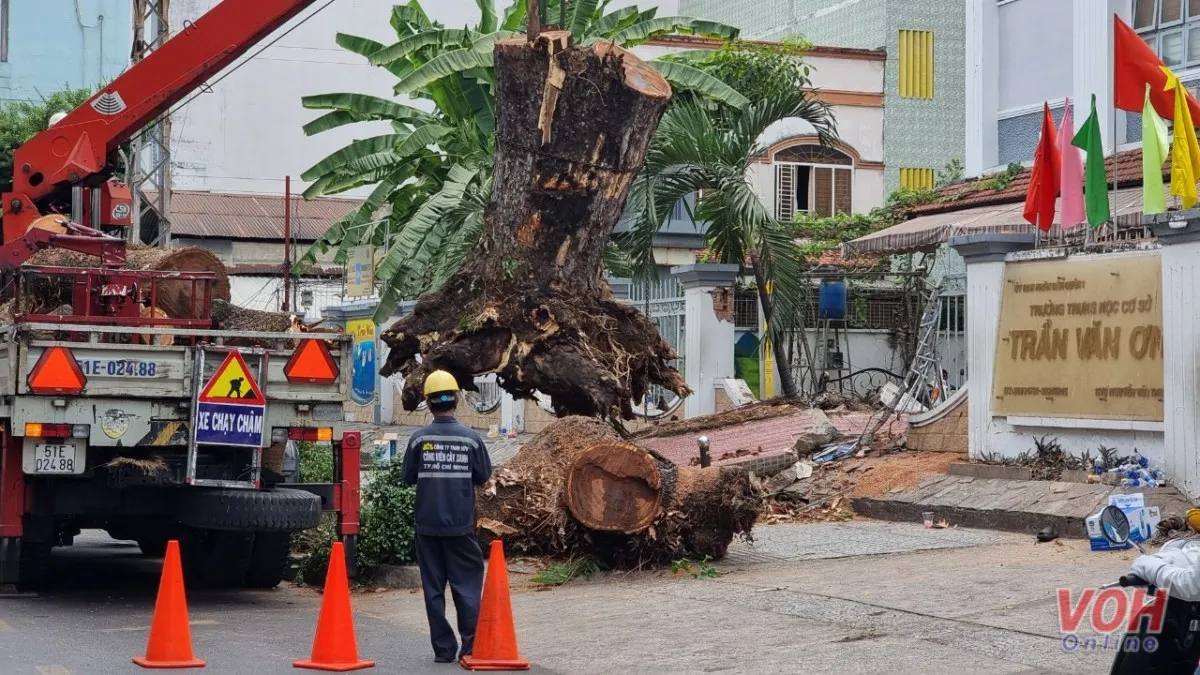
[
  {"xmin": 909, "ymin": 147, "xmax": 1153, "ymax": 217},
  {"xmin": 158, "ymin": 191, "xmax": 363, "ymax": 241},
  {"xmin": 843, "ymin": 185, "xmax": 1151, "ymax": 257}
]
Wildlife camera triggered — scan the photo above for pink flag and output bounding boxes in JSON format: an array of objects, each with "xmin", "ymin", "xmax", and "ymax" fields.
[{"xmin": 1058, "ymin": 98, "xmax": 1085, "ymax": 229}]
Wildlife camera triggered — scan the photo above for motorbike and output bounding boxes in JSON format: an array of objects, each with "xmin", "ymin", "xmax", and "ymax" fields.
[{"xmin": 1098, "ymin": 504, "xmax": 1200, "ymax": 674}]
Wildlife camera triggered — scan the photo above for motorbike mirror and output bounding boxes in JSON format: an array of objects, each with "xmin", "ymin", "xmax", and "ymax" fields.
[
  {"xmin": 1100, "ymin": 504, "xmax": 1146, "ymax": 553},
  {"xmin": 1100, "ymin": 505, "xmax": 1130, "ymax": 544}
]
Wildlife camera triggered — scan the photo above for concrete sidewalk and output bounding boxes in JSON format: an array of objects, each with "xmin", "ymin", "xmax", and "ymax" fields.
[{"xmin": 355, "ymin": 520, "xmax": 1132, "ymax": 674}]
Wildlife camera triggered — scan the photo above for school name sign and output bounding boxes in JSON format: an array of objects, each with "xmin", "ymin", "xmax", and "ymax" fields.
[{"xmin": 991, "ymin": 253, "xmax": 1164, "ymax": 421}]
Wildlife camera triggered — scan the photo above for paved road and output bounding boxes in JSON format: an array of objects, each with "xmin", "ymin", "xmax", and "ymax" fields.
[
  {"xmin": 0, "ymin": 521, "xmax": 1144, "ymax": 674},
  {"xmin": 0, "ymin": 531, "xmax": 537, "ymax": 675}
]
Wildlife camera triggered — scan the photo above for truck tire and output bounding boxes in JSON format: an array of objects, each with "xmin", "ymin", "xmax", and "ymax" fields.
[
  {"xmin": 136, "ymin": 536, "xmax": 169, "ymax": 557},
  {"xmin": 18, "ymin": 541, "xmax": 51, "ymax": 591},
  {"xmin": 179, "ymin": 488, "xmax": 321, "ymax": 532},
  {"xmin": 244, "ymin": 532, "xmax": 292, "ymax": 589},
  {"xmin": 179, "ymin": 528, "xmax": 254, "ymax": 588}
]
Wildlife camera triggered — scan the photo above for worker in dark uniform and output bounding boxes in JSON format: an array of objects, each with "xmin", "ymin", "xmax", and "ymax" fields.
[{"xmin": 402, "ymin": 370, "xmax": 493, "ymax": 663}]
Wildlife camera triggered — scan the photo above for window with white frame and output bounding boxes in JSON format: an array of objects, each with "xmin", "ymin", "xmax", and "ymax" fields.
[
  {"xmin": 1134, "ymin": 0, "xmax": 1200, "ymax": 68},
  {"xmin": 772, "ymin": 145, "xmax": 853, "ymax": 221}
]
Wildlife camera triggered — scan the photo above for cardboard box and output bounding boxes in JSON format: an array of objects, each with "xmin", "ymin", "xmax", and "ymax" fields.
[{"xmin": 1085, "ymin": 494, "xmax": 1161, "ymax": 550}]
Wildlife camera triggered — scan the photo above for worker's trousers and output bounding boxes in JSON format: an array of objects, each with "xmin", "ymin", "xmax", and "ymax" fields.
[{"xmin": 415, "ymin": 533, "xmax": 485, "ymax": 659}]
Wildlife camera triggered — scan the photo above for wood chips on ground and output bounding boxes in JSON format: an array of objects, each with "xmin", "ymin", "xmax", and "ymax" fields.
[{"xmin": 758, "ymin": 451, "xmax": 964, "ymax": 525}]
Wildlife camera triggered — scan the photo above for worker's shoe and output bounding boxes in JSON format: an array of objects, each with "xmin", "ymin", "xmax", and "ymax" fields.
[{"xmin": 434, "ymin": 654, "xmax": 455, "ymax": 664}]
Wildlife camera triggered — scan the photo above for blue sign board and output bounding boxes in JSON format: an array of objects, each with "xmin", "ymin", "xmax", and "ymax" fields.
[
  {"xmin": 196, "ymin": 401, "xmax": 266, "ymax": 447},
  {"xmin": 195, "ymin": 352, "xmax": 267, "ymax": 447}
]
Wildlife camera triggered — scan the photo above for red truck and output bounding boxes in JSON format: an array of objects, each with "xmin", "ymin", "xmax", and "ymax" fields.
[{"xmin": 0, "ymin": 0, "xmax": 363, "ymax": 592}]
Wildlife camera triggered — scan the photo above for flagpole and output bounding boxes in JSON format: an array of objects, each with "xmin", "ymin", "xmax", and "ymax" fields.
[{"xmin": 1110, "ymin": 89, "xmax": 1119, "ymax": 241}]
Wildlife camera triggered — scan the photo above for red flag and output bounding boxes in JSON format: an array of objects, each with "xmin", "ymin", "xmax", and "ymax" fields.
[
  {"xmin": 1115, "ymin": 14, "xmax": 1200, "ymax": 120},
  {"xmin": 1023, "ymin": 102, "xmax": 1061, "ymax": 232}
]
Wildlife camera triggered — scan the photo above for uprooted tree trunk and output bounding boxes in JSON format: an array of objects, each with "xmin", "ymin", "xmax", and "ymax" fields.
[
  {"xmin": 476, "ymin": 417, "xmax": 761, "ymax": 566},
  {"xmin": 380, "ymin": 32, "xmax": 689, "ymax": 420}
]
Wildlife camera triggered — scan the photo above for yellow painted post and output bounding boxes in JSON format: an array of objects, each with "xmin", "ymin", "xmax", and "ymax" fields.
[{"xmin": 761, "ymin": 280, "xmax": 774, "ymax": 398}]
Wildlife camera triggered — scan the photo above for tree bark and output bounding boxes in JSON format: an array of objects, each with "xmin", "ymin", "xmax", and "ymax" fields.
[
  {"xmin": 379, "ymin": 32, "xmax": 689, "ymax": 420},
  {"xmin": 476, "ymin": 417, "xmax": 761, "ymax": 566}
]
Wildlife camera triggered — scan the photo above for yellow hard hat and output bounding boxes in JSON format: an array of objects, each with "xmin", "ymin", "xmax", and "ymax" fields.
[
  {"xmin": 423, "ymin": 370, "xmax": 459, "ymax": 397},
  {"xmin": 1187, "ymin": 508, "xmax": 1200, "ymax": 532}
]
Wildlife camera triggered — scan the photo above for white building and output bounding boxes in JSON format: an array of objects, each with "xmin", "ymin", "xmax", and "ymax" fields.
[{"xmin": 965, "ymin": 0, "xmax": 1192, "ymax": 176}]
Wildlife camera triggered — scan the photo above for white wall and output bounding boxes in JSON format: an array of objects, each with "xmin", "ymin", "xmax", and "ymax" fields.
[
  {"xmin": 169, "ymin": 0, "xmax": 680, "ymax": 196},
  {"xmin": 806, "ymin": 54, "xmax": 884, "ymax": 94},
  {"xmin": 229, "ymin": 275, "xmax": 346, "ymax": 321},
  {"xmin": 997, "ymin": 0, "xmax": 1072, "ymax": 113},
  {"xmin": 169, "ymin": 0, "xmax": 399, "ymax": 196},
  {"xmin": 962, "ymin": 248, "xmax": 1165, "ymax": 470},
  {"xmin": 968, "ymin": 0, "xmax": 1128, "ymax": 174}
]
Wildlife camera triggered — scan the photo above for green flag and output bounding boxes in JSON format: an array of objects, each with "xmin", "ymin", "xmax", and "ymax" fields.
[
  {"xmin": 1071, "ymin": 94, "xmax": 1111, "ymax": 227},
  {"xmin": 1143, "ymin": 83, "xmax": 1169, "ymax": 214}
]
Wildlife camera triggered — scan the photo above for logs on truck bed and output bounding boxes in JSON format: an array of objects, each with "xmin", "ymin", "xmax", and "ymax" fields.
[
  {"xmin": 475, "ymin": 417, "xmax": 761, "ymax": 567},
  {"xmin": 381, "ymin": 31, "xmax": 689, "ymax": 421},
  {"xmin": 23, "ymin": 245, "xmax": 231, "ymax": 319}
]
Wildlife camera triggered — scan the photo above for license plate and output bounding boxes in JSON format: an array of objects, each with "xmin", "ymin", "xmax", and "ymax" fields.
[
  {"xmin": 33, "ymin": 444, "xmax": 78, "ymax": 474},
  {"xmin": 77, "ymin": 358, "xmax": 166, "ymax": 378}
]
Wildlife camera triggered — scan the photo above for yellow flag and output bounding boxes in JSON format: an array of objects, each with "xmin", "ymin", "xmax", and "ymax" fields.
[{"xmin": 1167, "ymin": 66, "xmax": 1200, "ymax": 208}]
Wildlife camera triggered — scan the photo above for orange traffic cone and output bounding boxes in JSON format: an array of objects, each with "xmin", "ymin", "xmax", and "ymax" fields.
[
  {"xmin": 133, "ymin": 540, "xmax": 206, "ymax": 669},
  {"xmin": 460, "ymin": 540, "xmax": 530, "ymax": 671},
  {"xmin": 294, "ymin": 542, "xmax": 374, "ymax": 671}
]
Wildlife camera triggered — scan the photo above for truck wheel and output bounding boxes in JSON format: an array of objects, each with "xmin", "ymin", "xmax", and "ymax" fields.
[
  {"xmin": 136, "ymin": 536, "xmax": 169, "ymax": 557},
  {"xmin": 179, "ymin": 528, "xmax": 254, "ymax": 588},
  {"xmin": 244, "ymin": 532, "xmax": 293, "ymax": 589},
  {"xmin": 179, "ymin": 488, "xmax": 321, "ymax": 532},
  {"xmin": 18, "ymin": 541, "xmax": 51, "ymax": 591}
]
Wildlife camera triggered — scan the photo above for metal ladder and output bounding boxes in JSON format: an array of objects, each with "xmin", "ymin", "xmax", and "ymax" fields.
[{"xmin": 852, "ymin": 284, "xmax": 947, "ymax": 453}]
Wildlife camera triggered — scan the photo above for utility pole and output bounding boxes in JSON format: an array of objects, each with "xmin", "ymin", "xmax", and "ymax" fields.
[
  {"xmin": 128, "ymin": 0, "xmax": 173, "ymax": 248},
  {"xmin": 282, "ymin": 175, "xmax": 291, "ymax": 312}
]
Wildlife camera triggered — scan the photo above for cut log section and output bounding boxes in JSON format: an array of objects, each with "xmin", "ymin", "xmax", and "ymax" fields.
[
  {"xmin": 565, "ymin": 442, "xmax": 662, "ymax": 533},
  {"xmin": 380, "ymin": 31, "xmax": 688, "ymax": 421},
  {"xmin": 476, "ymin": 417, "xmax": 760, "ymax": 566},
  {"xmin": 137, "ymin": 306, "xmax": 176, "ymax": 346}
]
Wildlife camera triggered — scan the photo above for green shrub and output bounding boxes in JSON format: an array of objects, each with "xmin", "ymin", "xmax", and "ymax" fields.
[
  {"xmin": 291, "ymin": 445, "xmax": 417, "ymax": 583},
  {"xmin": 297, "ymin": 441, "xmax": 334, "ymax": 483},
  {"xmin": 357, "ymin": 459, "xmax": 418, "ymax": 571},
  {"xmin": 294, "ymin": 513, "xmax": 338, "ymax": 585}
]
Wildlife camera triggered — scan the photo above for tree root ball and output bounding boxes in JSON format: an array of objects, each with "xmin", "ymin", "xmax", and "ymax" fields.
[
  {"xmin": 380, "ymin": 32, "xmax": 688, "ymax": 421},
  {"xmin": 475, "ymin": 417, "xmax": 761, "ymax": 567}
]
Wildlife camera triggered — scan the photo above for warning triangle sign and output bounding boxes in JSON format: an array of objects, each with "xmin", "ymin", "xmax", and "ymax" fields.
[
  {"xmin": 284, "ymin": 339, "xmax": 339, "ymax": 385},
  {"xmin": 199, "ymin": 352, "xmax": 265, "ymax": 405}
]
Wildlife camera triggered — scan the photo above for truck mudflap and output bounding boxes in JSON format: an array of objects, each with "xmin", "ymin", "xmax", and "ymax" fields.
[
  {"xmin": 291, "ymin": 430, "xmax": 361, "ymax": 576},
  {"xmin": 0, "ymin": 430, "xmax": 25, "ymax": 590}
]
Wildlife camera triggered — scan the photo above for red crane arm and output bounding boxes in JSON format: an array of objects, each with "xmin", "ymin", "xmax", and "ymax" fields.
[{"xmin": 2, "ymin": 0, "xmax": 329, "ymax": 242}]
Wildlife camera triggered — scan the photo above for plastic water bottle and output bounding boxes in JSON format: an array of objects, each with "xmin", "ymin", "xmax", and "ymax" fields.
[{"xmin": 1093, "ymin": 457, "xmax": 1105, "ymax": 475}]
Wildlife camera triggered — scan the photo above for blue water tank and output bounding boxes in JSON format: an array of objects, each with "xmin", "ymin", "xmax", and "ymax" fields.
[{"xmin": 818, "ymin": 281, "xmax": 847, "ymax": 319}]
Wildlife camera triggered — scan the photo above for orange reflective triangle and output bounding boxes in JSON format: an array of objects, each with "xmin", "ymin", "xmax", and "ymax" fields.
[
  {"xmin": 28, "ymin": 346, "xmax": 86, "ymax": 395},
  {"xmin": 198, "ymin": 351, "xmax": 265, "ymax": 404},
  {"xmin": 284, "ymin": 339, "xmax": 339, "ymax": 385}
]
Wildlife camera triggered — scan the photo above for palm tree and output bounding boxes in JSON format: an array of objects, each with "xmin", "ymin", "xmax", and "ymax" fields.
[
  {"xmin": 297, "ymin": 0, "xmax": 746, "ymax": 322},
  {"xmin": 619, "ymin": 90, "xmax": 837, "ymax": 399}
]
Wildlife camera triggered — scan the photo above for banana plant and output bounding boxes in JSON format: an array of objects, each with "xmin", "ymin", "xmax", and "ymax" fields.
[{"xmin": 297, "ymin": 0, "xmax": 743, "ymax": 322}]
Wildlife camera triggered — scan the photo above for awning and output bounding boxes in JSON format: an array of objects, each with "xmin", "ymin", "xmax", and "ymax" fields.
[{"xmin": 843, "ymin": 186, "xmax": 1151, "ymax": 257}]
